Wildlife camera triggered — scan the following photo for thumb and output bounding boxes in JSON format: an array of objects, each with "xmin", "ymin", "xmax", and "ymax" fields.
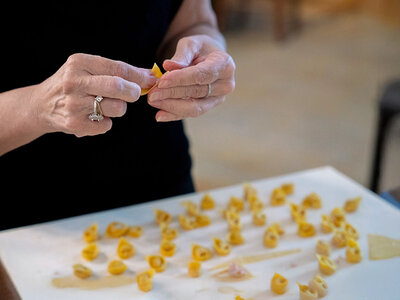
[{"xmin": 163, "ymin": 38, "xmax": 201, "ymax": 71}]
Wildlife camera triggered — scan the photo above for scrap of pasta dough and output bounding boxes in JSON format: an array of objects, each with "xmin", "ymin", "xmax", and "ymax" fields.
[
  {"xmin": 368, "ymin": 234, "xmax": 400, "ymax": 260},
  {"xmin": 141, "ymin": 63, "xmax": 163, "ymax": 95}
]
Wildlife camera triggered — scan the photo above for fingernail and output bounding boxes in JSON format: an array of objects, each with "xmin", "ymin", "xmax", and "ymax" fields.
[
  {"xmin": 156, "ymin": 114, "xmax": 166, "ymax": 122},
  {"xmin": 149, "ymin": 92, "xmax": 161, "ymax": 102}
]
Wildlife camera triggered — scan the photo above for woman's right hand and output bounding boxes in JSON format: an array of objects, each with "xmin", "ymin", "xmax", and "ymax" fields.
[{"xmin": 31, "ymin": 53, "xmax": 156, "ymax": 137}]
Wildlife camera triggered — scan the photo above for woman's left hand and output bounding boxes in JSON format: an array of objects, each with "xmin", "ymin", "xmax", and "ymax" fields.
[{"xmin": 147, "ymin": 35, "xmax": 236, "ymax": 122}]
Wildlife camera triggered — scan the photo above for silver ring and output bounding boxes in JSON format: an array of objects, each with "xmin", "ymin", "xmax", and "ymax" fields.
[
  {"xmin": 206, "ymin": 83, "xmax": 212, "ymax": 98},
  {"xmin": 89, "ymin": 96, "xmax": 104, "ymax": 122}
]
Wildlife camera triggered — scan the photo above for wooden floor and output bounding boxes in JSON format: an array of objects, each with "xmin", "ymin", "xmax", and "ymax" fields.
[{"xmin": 185, "ymin": 11, "xmax": 400, "ymax": 193}]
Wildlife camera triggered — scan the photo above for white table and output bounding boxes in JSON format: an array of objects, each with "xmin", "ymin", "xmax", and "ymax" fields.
[{"xmin": 1, "ymin": 166, "xmax": 399, "ymax": 300}]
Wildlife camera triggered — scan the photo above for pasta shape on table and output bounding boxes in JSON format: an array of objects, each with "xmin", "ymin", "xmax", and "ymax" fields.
[
  {"xmin": 308, "ymin": 274, "xmax": 328, "ymax": 297},
  {"xmin": 213, "ymin": 237, "xmax": 232, "ymax": 256},
  {"xmin": 73, "ymin": 264, "xmax": 92, "ymax": 279},
  {"xmin": 302, "ymin": 193, "xmax": 322, "ymax": 209},
  {"xmin": 270, "ymin": 187, "xmax": 286, "ymax": 206},
  {"xmin": 346, "ymin": 238, "xmax": 362, "ymax": 263},
  {"xmin": 137, "ymin": 269, "xmax": 156, "ymax": 292},
  {"xmin": 117, "ymin": 237, "xmax": 135, "ymax": 259},
  {"xmin": 188, "ymin": 261, "xmax": 202, "ymax": 278},
  {"xmin": 160, "ymin": 240, "xmax": 176, "ymax": 257},
  {"xmin": 316, "ymin": 240, "xmax": 331, "ymax": 256},
  {"xmin": 83, "ymin": 223, "xmax": 98, "ymax": 243},
  {"xmin": 146, "ymin": 255, "xmax": 167, "ymax": 272},
  {"xmin": 344, "ymin": 196, "xmax": 362, "ymax": 213},
  {"xmin": 298, "ymin": 283, "xmax": 318, "ymax": 300},
  {"xmin": 108, "ymin": 260, "xmax": 127, "ymax": 275},
  {"xmin": 106, "ymin": 222, "xmax": 129, "ymax": 238},
  {"xmin": 316, "ymin": 254, "xmax": 336, "ymax": 275},
  {"xmin": 270, "ymin": 272, "xmax": 288, "ymax": 295},
  {"xmin": 81, "ymin": 243, "xmax": 99, "ymax": 261},
  {"xmin": 127, "ymin": 225, "xmax": 142, "ymax": 238},
  {"xmin": 201, "ymin": 194, "xmax": 215, "ymax": 210},
  {"xmin": 192, "ymin": 244, "xmax": 212, "ymax": 261},
  {"xmin": 297, "ymin": 221, "xmax": 316, "ymax": 238}
]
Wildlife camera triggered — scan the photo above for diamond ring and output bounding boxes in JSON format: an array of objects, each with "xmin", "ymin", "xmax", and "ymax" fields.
[{"xmin": 89, "ymin": 95, "xmax": 104, "ymax": 121}]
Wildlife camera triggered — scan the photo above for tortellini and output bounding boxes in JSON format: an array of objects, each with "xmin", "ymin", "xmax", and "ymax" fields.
[
  {"xmin": 346, "ymin": 238, "xmax": 362, "ymax": 263},
  {"xmin": 252, "ymin": 211, "xmax": 266, "ymax": 226},
  {"xmin": 195, "ymin": 214, "xmax": 211, "ymax": 227},
  {"xmin": 228, "ymin": 196, "xmax": 244, "ymax": 212},
  {"xmin": 83, "ymin": 223, "xmax": 98, "ymax": 243},
  {"xmin": 248, "ymin": 194, "xmax": 264, "ymax": 213},
  {"xmin": 160, "ymin": 223, "xmax": 178, "ymax": 240},
  {"xmin": 297, "ymin": 221, "xmax": 316, "ymax": 238},
  {"xmin": 146, "ymin": 255, "xmax": 167, "ymax": 272},
  {"xmin": 227, "ymin": 229, "xmax": 245, "ymax": 245},
  {"xmin": 343, "ymin": 222, "xmax": 359, "ymax": 240},
  {"xmin": 108, "ymin": 259, "xmax": 127, "ymax": 275},
  {"xmin": 270, "ymin": 272, "xmax": 288, "ymax": 295},
  {"xmin": 302, "ymin": 193, "xmax": 322, "ymax": 209},
  {"xmin": 316, "ymin": 239, "xmax": 331, "ymax": 257},
  {"xmin": 73, "ymin": 263, "xmax": 92, "ymax": 279},
  {"xmin": 179, "ymin": 214, "xmax": 197, "ymax": 230},
  {"xmin": 127, "ymin": 225, "xmax": 142, "ymax": 238},
  {"xmin": 213, "ymin": 237, "xmax": 231, "ymax": 256},
  {"xmin": 264, "ymin": 227, "xmax": 279, "ymax": 248},
  {"xmin": 192, "ymin": 244, "xmax": 212, "ymax": 261},
  {"xmin": 280, "ymin": 183, "xmax": 294, "ymax": 195},
  {"xmin": 106, "ymin": 221, "xmax": 128, "ymax": 238},
  {"xmin": 160, "ymin": 240, "xmax": 176, "ymax": 257},
  {"xmin": 298, "ymin": 283, "xmax": 318, "ymax": 300},
  {"xmin": 117, "ymin": 237, "xmax": 135, "ymax": 259},
  {"xmin": 154, "ymin": 209, "xmax": 171, "ymax": 225},
  {"xmin": 332, "ymin": 230, "xmax": 347, "ymax": 248},
  {"xmin": 270, "ymin": 222, "xmax": 285, "ymax": 235},
  {"xmin": 270, "ymin": 187, "xmax": 286, "ymax": 206},
  {"xmin": 81, "ymin": 243, "xmax": 99, "ymax": 261},
  {"xmin": 308, "ymin": 274, "xmax": 328, "ymax": 297},
  {"xmin": 289, "ymin": 203, "xmax": 307, "ymax": 223},
  {"xmin": 243, "ymin": 182, "xmax": 258, "ymax": 201},
  {"xmin": 188, "ymin": 261, "xmax": 202, "ymax": 278},
  {"xmin": 201, "ymin": 194, "xmax": 215, "ymax": 210},
  {"xmin": 226, "ymin": 210, "xmax": 242, "ymax": 231},
  {"xmin": 330, "ymin": 207, "xmax": 346, "ymax": 227},
  {"xmin": 344, "ymin": 196, "xmax": 361, "ymax": 213},
  {"xmin": 181, "ymin": 201, "xmax": 199, "ymax": 216},
  {"xmin": 137, "ymin": 269, "xmax": 155, "ymax": 292},
  {"xmin": 316, "ymin": 254, "xmax": 336, "ymax": 275},
  {"xmin": 320, "ymin": 214, "xmax": 334, "ymax": 234}
]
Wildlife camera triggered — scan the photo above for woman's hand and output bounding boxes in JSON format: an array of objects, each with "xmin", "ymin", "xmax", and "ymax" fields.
[
  {"xmin": 31, "ymin": 53, "xmax": 156, "ymax": 137},
  {"xmin": 147, "ymin": 35, "xmax": 235, "ymax": 122}
]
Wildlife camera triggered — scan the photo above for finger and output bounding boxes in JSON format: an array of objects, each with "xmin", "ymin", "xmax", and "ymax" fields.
[
  {"xmin": 149, "ymin": 96, "xmax": 225, "ymax": 119},
  {"xmin": 158, "ymin": 51, "xmax": 234, "ymax": 88},
  {"xmin": 163, "ymin": 37, "xmax": 202, "ymax": 71},
  {"xmin": 67, "ymin": 53, "xmax": 157, "ymax": 89},
  {"xmin": 81, "ymin": 117, "xmax": 113, "ymax": 137},
  {"xmin": 148, "ymin": 79, "xmax": 234, "ymax": 102},
  {"xmin": 155, "ymin": 110, "xmax": 183, "ymax": 122},
  {"xmin": 83, "ymin": 75, "xmax": 141, "ymax": 103},
  {"xmin": 83, "ymin": 96, "xmax": 127, "ymax": 118}
]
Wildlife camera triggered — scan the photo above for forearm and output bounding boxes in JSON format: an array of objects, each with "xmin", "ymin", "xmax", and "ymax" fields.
[{"xmin": 0, "ymin": 85, "xmax": 44, "ymax": 156}]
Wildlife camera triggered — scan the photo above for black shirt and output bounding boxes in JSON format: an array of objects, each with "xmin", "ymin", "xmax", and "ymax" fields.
[{"xmin": 0, "ymin": 1, "xmax": 195, "ymax": 230}]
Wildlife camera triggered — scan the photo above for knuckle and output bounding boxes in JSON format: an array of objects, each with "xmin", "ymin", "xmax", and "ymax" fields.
[
  {"xmin": 194, "ymin": 68, "xmax": 212, "ymax": 85},
  {"xmin": 62, "ymin": 71, "xmax": 79, "ymax": 94},
  {"xmin": 110, "ymin": 76, "xmax": 125, "ymax": 93},
  {"xmin": 66, "ymin": 53, "xmax": 83, "ymax": 68},
  {"xmin": 113, "ymin": 60, "xmax": 130, "ymax": 79}
]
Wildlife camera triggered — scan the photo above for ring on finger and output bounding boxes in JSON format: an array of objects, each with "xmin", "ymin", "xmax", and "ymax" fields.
[
  {"xmin": 88, "ymin": 95, "xmax": 104, "ymax": 122},
  {"xmin": 204, "ymin": 83, "xmax": 212, "ymax": 98}
]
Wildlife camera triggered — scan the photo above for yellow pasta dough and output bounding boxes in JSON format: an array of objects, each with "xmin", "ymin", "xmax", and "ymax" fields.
[
  {"xmin": 160, "ymin": 240, "xmax": 176, "ymax": 257},
  {"xmin": 140, "ymin": 63, "xmax": 163, "ymax": 96},
  {"xmin": 270, "ymin": 272, "xmax": 288, "ymax": 295},
  {"xmin": 252, "ymin": 211, "xmax": 266, "ymax": 226},
  {"xmin": 316, "ymin": 240, "xmax": 331, "ymax": 256},
  {"xmin": 316, "ymin": 254, "xmax": 336, "ymax": 275},
  {"xmin": 127, "ymin": 225, "xmax": 142, "ymax": 238},
  {"xmin": 320, "ymin": 214, "xmax": 334, "ymax": 234},
  {"xmin": 195, "ymin": 214, "xmax": 211, "ymax": 227},
  {"xmin": 227, "ymin": 229, "xmax": 245, "ymax": 245},
  {"xmin": 137, "ymin": 269, "xmax": 155, "ymax": 292},
  {"xmin": 270, "ymin": 187, "xmax": 286, "ymax": 206},
  {"xmin": 179, "ymin": 214, "xmax": 197, "ymax": 230},
  {"xmin": 308, "ymin": 274, "xmax": 328, "ymax": 298},
  {"xmin": 106, "ymin": 222, "xmax": 128, "ymax": 238},
  {"xmin": 343, "ymin": 222, "xmax": 359, "ymax": 240},
  {"xmin": 188, "ymin": 261, "xmax": 202, "ymax": 278},
  {"xmin": 117, "ymin": 237, "xmax": 135, "ymax": 259},
  {"xmin": 82, "ymin": 243, "xmax": 99, "ymax": 261},
  {"xmin": 146, "ymin": 255, "xmax": 167, "ymax": 272},
  {"xmin": 344, "ymin": 196, "xmax": 362, "ymax": 213},
  {"xmin": 160, "ymin": 224, "xmax": 178, "ymax": 240},
  {"xmin": 192, "ymin": 244, "xmax": 212, "ymax": 261},
  {"xmin": 227, "ymin": 212, "xmax": 242, "ymax": 231},
  {"xmin": 332, "ymin": 230, "xmax": 347, "ymax": 248},
  {"xmin": 228, "ymin": 196, "xmax": 244, "ymax": 212},
  {"xmin": 83, "ymin": 223, "xmax": 98, "ymax": 243},
  {"xmin": 298, "ymin": 283, "xmax": 318, "ymax": 300},
  {"xmin": 235, "ymin": 296, "xmax": 245, "ymax": 300},
  {"xmin": 302, "ymin": 193, "xmax": 322, "ymax": 209},
  {"xmin": 249, "ymin": 195, "xmax": 264, "ymax": 213},
  {"xmin": 270, "ymin": 222, "xmax": 285, "ymax": 235},
  {"xmin": 289, "ymin": 203, "xmax": 307, "ymax": 223},
  {"xmin": 108, "ymin": 260, "xmax": 127, "ymax": 275},
  {"xmin": 280, "ymin": 183, "xmax": 294, "ymax": 195},
  {"xmin": 201, "ymin": 194, "xmax": 215, "ymax": 210},
  {"xmin": 213, "ymin": 237, "xmax": 231, "ymax": 256},
  {"xmin": 330, "ymin": 207, "xmax": 346, "ymax": 227},
  {"xmin": 297, "ymin": 221, "xmax": 316, "ymax": 238},
  {"xmin": 72, "ymin": 264, "xmax": 92, "ymax": 279},
  {"xmin": 346, "ymin": 239, "xmax": 362, "ymax": 263},
  {"xmin": 154, "ymin": 209, "xmax": 171, "ymax": 225},
  {"xmin": 181, "ymin": 201, "xmax": 199, "ymax": 216},
  {"xmin": 243, "ymin": 182, "xmax": 258, "ymax": 201},
  {"xmin": 264, "ymin": 228, "xmax": 279, "ymax": 248}
]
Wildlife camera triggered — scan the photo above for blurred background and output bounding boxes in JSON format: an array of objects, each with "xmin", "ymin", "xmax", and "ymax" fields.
[{"xmin": 185, "ymin": 0, "xmax": 400, "ymax": 193}]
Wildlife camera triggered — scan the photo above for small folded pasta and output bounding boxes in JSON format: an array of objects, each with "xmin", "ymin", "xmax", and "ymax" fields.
[
  {"xmin": 227, "ymin": 229, "xmax": 245, "ymax": 245},
  {"xmin": 308, "ymin": 274, "xmax": 328, "ymax": 297},
  {"xmin": 146, "ymin": 255, "xmax": 167, "ymax": 272},
  {"xmin": 154, "ymin": 209, "xmax": 172, "ymax": 225},
  {"xmin": 117, "ymin": 237, "xmax": 135, "ymax": 259},
  {"xmin": 137, "ymin": 269, "xmax": 155, "ymax": 292},
  {"xmin": 264, "ymin": 228, "xmax": 279, "ymax": 248},
  {"xmin": 106, "ymin": 221, "xmax": 129, "ymax": 238},
  {"xmin": 160, "ymin": 239, "xmax": 176, "ymax": 257},
  {"xmin": 201, "ymin": 194, "xmax": 215, "ymax": 210},
  {"xmin": 344, "ymin": 196, "xmax": 361, "ymax": 213},
  {"xmin": 320, "ymin": 214, "xmax": 334, "ymax": 234},
  {"xmin": 181, "ymin": 201, "xmax": 199, "ymax": 216},
  {"xmin": 270, "ymin": 272, "xmax": 288, "ymax": 295},
  {"xmin": 346, "ymin": 239, "xmax": 362, "ymax": 263},
  {"xmin": 228, "ymin": 196, "xmax": 245, "ymax": 212},
  {"xmin": 226, "ymin": 210, "xmax": 242, "ymax": 231},
  {"xmin": 83, "ymin": 223, "xmax": 98, "ymax": 243},
  {"xmin": 235, "ymin": 296, "xmax": 245, "ymax": 300},
  {"xmin": 330, "ymin": 207, "xmax": 346, "ymax": 227},
  {"xmin": 316, "ymin": 240, "xmax": 331, "ymax": 257},
  {"xmin": 297, "ymin": 221, "xmax": 316, "ymax": 238},
  {"xmin": 252, "ymin": 211, "xmax": 266, "ymax": 226},
  {"xmin": 213, "ymin": 237, "xmax": 231, "ymax": 256},
  {"xmin": 270, "ymin": 187, "xmax": 286, "ymax": 206},
  {"xmin": 289, "ymin": 203, "xmax": 307, "ymax": 223},
  {"xmin": 160, "ymin": 224, "xmax": 178, "ymax": 240},
  {"xmin": 270, "ymin": 222, "xmax": 285, "ymax": 235},
  {"xmin": 73, "ymin": 263, "xmax": 92, "ymax": 279},
  {"xmin": 82, "ymin": 243, "xmax": 99, "ymax": 261},
  {"xmin": 179, "ymin": 214, "xmax": 197, "ymax": 230},
  {"xmin": 298, "ymin": 283, "xmax": 318, "ymax": 300},
  {"xmin": 302, "ymin": 193, "xmax": 322, "ymax": 209},
  {"xmin": 332, "ymin": 230, "xmax": 347, "ymax": 248},
  {"xmin": 316, "ymin": 254, "xmax": 336, "ymax": 275},
  {"xmin": 188, "ymin": 261, "xmax": 202, "ymax": 278},
  {"xmin": 195, "ymin": 214, "xmax": 211, "ymax": 227},
  {"xmin": 249, "ymin": 195, "xmax": 264, "ymax": 213},
  {"xmin": 343, "ymin": 222, "xmax": 359, "ymax": 240},
  {"xmin": 280, "ymin": 183, "xmax": 294, "ymax": 195},
  {"xmin": 192, "ymin": 244, "xmax": 212, "ymax": 261},
  {"xmin": 140, "ymin": 63, "xmax": 163, "ymax": 95},
  {"xmin": 243, "ymin": 182, "xmax": 258, "ymax": 201},
  {"xmin": 127, "ymin": 225, "xmax": 142, "ymax": 238},
  {"xmin": 108, "ymin": 260, "xmax": 127, "ymax": 275}
]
